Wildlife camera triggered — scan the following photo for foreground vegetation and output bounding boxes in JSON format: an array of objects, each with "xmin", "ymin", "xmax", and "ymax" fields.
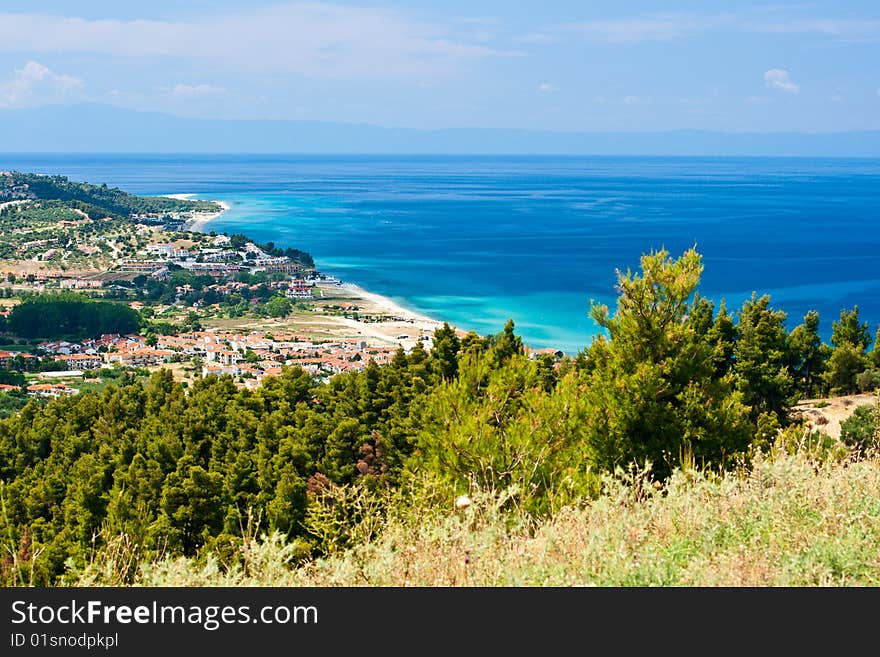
[
  {"xmin": 2, "ymin": 247, "xmax": 879, "ymax": 586},
  {"xmin": 77, "ymin": 447, "xmax": 880, "ymax": 587}
]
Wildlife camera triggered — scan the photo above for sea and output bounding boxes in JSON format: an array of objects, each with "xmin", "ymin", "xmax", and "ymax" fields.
[{"xmin": 2, "ymin": 153, "xmax": 879, "ymax": 355}]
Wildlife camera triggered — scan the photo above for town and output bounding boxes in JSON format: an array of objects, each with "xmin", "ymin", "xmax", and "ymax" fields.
[{"xmin": 0, "ymin": 171, "xmax": 565, "ymax": 414}]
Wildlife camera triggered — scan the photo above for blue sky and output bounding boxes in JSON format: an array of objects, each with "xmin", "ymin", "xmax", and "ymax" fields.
[{"xmin": 1, "ymin": 1, "xmax": 878, "ymax": 132}]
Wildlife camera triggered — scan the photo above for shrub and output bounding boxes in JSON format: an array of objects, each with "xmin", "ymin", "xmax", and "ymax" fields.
[
  {"xmin": 856, "ymin": 369, "xmax": 880, "ymax": 394},
  {"xmin": 839, "ymin": 404, "xmax": 879, "ymax": 454}
]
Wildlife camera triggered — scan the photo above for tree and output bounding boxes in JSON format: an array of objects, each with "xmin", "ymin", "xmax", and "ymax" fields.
[
  {"xmin": 160, "ymin": 456, "xmax": 226, "ymax": 555},
  {"xmin": 788, "ymin": 310, "xmax": 830, "ymax": 398},
  {"xmin": 409, "ymin": 350, "xmax": 592, "ymax": 515},
  {"xmin": 831, "ymin": 306, "xmax": 872, "ymax": 352},
  {"xmin": 429, "ymin": 322, "xmax": 460, "ymax": 380},
  {"xmin": 687, "ymin": 293, "xmax": 715, "ymax": 337},
  {"xmin": 823, "ymin": 342, "xmax": 867, "ymax": 395},
  {"xmin": 318, "ymin": 418, "xmax": 365, "ymax": 484},
  {"xmin": 491, "ymin": 319, "xmax": 524, "ymax": 366},
  {"xmin": 0, "ymin": 370, "xmax": 25, "ymax": 387},
  {"xmin": 183, "ymin": 311, "xmax": 201, "ymax": 332},
  {"xmin": 265, "ymin": 296, "xmax": 293, "ymax": 319},
  {"xmin": 459, "ymin": 330, "xmax": 489, "ymax": 356},
  {"xmin": 536, "ymin": 354, "xmax": 558, "ymax": 393},
  {"xmin": 7, "ymin": 294, "xmax": 141, "ymax": 339},
  {"xmin": 706, "ymin": 299, "xmax": 737, "ymax": 377},
  {"xmin": 579, "ymin": 248, "xmax": 751, "ymax": 478},
  {"xmin": 734, "ymin": 293, "xmax": 796, "ymax": 420},
  {"xmin": 870, "ymin": 326, "xmax": 880, "ymax": 369}
]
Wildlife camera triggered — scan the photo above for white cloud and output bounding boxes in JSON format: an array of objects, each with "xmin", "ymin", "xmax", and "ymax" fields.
[
  {"xmin": 169, "ymin": 83, "xmax": 227, "ymax": 97},
  {"xmin": 537, "ymin": 82, "xmax": 556, "ymax": 93},
  {"xmin": 0, "ymin": 4, "xmax": 515, "ymax": 80},
  {"xmin": 753, "ymin": 19, "xmax": 880, "ymax": 41},
  {"xmin": 764, "ymin": 69, "xmax": 799, "ymax": 94},
  {"xmin": 592, "ymin": 95, "xmax": 644, "ymax": 105},
  {"xmin": 563, "ymin": 15, "xmax": 705, "ymax": 43},
  {"xmin": 554, "ymin": 13, "xmax": 733, "ymax": 44},
  {"xmin": 518, "ymin": 32, "xmax": 559, "ymax": 45},
  {"xmin": 0, "ymin": 60, "xmax": 83, "ymax": 108},
  {"xmin": 536, "ymin": 12, "xmax": 880, "ymax": 46}
]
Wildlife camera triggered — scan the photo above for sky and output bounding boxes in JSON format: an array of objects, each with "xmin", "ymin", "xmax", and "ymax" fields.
[{"xmin": 0, "ymin": 1, "xmax": 878, "ymax": 132}]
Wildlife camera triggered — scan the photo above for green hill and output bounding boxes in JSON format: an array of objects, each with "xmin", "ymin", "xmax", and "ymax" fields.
[{"xmin": 1, "ymin": 171, "xmax": 219, "ymax": 220}]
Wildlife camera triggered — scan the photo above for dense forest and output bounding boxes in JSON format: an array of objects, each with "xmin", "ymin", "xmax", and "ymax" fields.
[
  {"xmin": 1, "ymin": 248, "xmax": 879, "ymax": 585},
  {"xmin": 3, "ymin": 294, "xmax": 142, "ymax": 339},
  {"xmin": 4, "ymin": 172, "xmax": 219, "ymax": 220}
]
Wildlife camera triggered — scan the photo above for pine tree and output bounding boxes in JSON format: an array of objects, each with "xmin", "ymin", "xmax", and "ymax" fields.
[
  {"xmin": 788, "ymin": 310, "xmax": 830, "ymax": 398},
  {"xmin": 491, "ymin": 319, "xmax": 524, "ymax": 366},
  {"xmin": 734, "ymin": 292, "xmax": 796, "ymax": 420},
  {"xmin": 831, "ymin": 306, "xmax": 872, "ymax": 351},
  {"xmin": 430, "ymin": 322, "xmax": 461, "ymax": 380},
  {"xmin": 581, "ymin": 248, "xmax": 751, "ymax": 478}
]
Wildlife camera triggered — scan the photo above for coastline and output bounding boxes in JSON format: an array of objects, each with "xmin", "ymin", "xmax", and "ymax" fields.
[
  {"xmin": 174, "ymin": 192, "xmax": 449, "ymax": 346},
  {"xmin": 167, "ymin": 194, "xmax": 231, "ymax": 232},
  {"xmin": 309, "ymin": 280, "xmax": 447, "ymax": 348},
  {"xmin": 334, "ymin": 281, "xmax": 445, "ymax": 333}
]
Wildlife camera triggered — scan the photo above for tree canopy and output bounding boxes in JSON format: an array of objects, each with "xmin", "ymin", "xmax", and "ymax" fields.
[{"xmin": 6, "ymin": 294, "xmax": 141, "ymax": 339}]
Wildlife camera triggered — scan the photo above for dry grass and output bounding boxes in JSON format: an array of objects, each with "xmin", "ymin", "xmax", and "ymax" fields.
[{"xmin": 75, "ymin": 446, "xmax": 880, "ymax": 587}]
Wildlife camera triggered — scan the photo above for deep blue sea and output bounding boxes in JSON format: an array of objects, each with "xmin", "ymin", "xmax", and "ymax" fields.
[{"xmin": 2, "ymin": 153, "xmax": 879, "ymax": 354}]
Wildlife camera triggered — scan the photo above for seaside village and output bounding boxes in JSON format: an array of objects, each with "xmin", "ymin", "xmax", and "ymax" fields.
[
  {"xmin": 0, "ymin": 234, "xmax": 419, "ymax": 395},
  {"xmin": 0, "ymin": 179, "xmax": 564, "ymax": 400},
  {"xmin": 0, "ymin": 329, "xmax": 406, "ymax": 399}
]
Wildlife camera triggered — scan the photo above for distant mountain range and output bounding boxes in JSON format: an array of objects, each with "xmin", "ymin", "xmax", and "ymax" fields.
[{"xmin": 3, "ymin": 103, "xmax": 880, "ymax": 156}]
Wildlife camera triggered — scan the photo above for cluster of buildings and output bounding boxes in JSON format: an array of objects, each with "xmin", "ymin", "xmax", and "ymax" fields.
[
  {"xmin": 170, "ymin": 330, "xmax": 403, "ymax": 386},
  {"xmin": 0, "ymin": 173, "xmax": 32, "ymax": 200},
  {"xmin": 37, "ymin": 334, "xmax": 175, "ymax": 369},
  {"xmin": 30, "ymin": 330, "xmax": 409, "ymax": 389},
  {"xmin": 126, "ymin": 233, "xmax": 312, "ymax": 282},
  {"xmin": 3, "ymin": 329, "xmax": 567, "ymax": 400},
  {"xmin": 0, "ymin": 350, "xmax": 36, "ymax": 368}
]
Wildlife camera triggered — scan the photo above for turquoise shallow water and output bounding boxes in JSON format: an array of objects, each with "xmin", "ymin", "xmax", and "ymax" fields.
[{"xmin": 3, "ymin": 154, "xmax": 880, "ymax": 354}]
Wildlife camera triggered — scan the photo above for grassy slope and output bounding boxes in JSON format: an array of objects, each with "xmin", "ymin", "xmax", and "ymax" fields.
[{"xmin": 77, "ymin": 446, "xmax": 880, "ymax": 587}]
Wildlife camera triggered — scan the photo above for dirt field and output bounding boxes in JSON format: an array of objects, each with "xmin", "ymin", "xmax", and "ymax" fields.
[
  {"xmin": 202, "ymin": 283, "xmax": 443, "ymax": 350},
  {"xmin": 791, "ymin": 392, "xmax": 878, "ymax": 439}
]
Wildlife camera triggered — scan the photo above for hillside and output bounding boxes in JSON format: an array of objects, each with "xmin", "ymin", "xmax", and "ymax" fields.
[
  {"xmin": 1, "ymin": 245, "xmax": 878, "ymax": 587},
  {"xmin": 0, "ymin": 171, "xmax": 228, "ymax": 278},
  {"xmin": 79, "ymin": 448, "xmax": 880, "ymax": 587},
  {"xmin": 1, "ymin": 171, "xmax": 220, "ymax": 221}
]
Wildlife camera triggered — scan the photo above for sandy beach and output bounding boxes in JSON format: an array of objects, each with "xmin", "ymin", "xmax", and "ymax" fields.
[
  {"xmin": 319, "ymin": 281, "xmax": 446, "ymax": 347},
  {"xmin": 336, "ymin": 282, "xmax": 442, "ymax": 328},
  {"xmin": 169, "ymin": 195, "xmax": 231, "ymax": 232},
  {"xmin": 200, "ymin": 279, "xmax": 450, "ymax": 350},
  {"xmin": 167, "ymin": 193, "xmax": 451, "ymax": 348}
]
